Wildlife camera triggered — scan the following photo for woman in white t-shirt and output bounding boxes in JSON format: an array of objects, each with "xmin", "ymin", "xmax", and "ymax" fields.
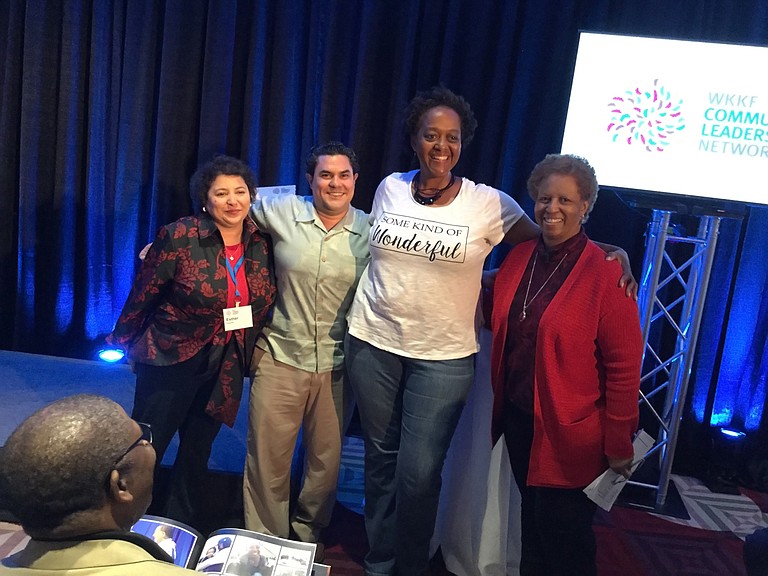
[{"xmin": 345, "ymin": 86, "xmax": 636, "ymax": 576}]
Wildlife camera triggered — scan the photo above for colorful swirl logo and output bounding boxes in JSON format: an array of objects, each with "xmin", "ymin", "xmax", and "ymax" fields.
[{"xmin": 607, "ymin": 79, "xmax": 685, "ymax": 152}]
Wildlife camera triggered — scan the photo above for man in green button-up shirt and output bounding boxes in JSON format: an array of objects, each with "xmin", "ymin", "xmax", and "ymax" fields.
[{"xmin": 243, "ymin": 142, "xmax": 370, "ymax": 556}]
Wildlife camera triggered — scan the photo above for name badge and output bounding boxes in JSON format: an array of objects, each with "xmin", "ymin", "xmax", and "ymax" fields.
[{"xmin": 223, "ymin": 305, "xmax": 253, "ymax": 331}]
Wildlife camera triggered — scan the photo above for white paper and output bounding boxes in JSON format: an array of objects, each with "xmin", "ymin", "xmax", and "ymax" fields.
[
  {"xmin": 223, "ymin": 304, "xmax": 253, "ymax": 331},
  {"xmin": 583, "ymin": 429, "xmax": 655, "ymax": 511}
]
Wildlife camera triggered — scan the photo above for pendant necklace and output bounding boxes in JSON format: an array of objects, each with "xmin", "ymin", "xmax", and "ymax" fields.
[
  {"xmin": 225, "ymin": 244, "xmax": 242, "ymax": 262},
  {"xmin": 412, "ymin": 172, "xmax": 456, "ymax": 206},
  {"xmin": 519, "ymin": 252, "xmax": 568, "ymax": 322}
]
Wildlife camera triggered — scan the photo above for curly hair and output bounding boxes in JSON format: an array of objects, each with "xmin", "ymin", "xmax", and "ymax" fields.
[
  {"xmin": 305, "ymin": 141, "xmax": 359, "ymax": 176},
  {"xmin": 403, "ymin": 86, "xmax": 478, "ymax": 146},
  {"xmin": 0, "ymin": 394, "xmax": 135, "ymax": 532},
  {"xmin": 526, "ymin": 154, "xmax": 600, "ymax": 223},
  {"xmin": 189, "ymin": 155, "xmax": 257, "ymax": 214}
]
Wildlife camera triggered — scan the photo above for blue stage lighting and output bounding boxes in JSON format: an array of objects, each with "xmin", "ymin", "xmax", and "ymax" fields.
[
  {"xmin": 98, "ymin": 348, "xmax": 125, "ymax": 363},
  {"xmin": 706, "ymin": 426, "xmax": 747, "ymax": 494},
  {"xmin": 718, "ymin": 427, "xmax": 746, "ymax": 440}
]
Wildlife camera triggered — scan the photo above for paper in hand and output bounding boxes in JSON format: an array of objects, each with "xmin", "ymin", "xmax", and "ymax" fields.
[{"xmin": 583, "ymin": 429, "xmax": 655, "ymax": 511}]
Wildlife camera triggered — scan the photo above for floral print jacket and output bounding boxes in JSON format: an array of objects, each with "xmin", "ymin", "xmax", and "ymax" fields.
[{"xmin": 107, "ymin": 214, "xmax": 276, "ymax": 426}]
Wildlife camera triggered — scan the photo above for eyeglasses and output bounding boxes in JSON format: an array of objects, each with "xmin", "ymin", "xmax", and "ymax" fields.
[{"xmin": 113, "ymin": 422, "xmax": 153, "ymax": 467}]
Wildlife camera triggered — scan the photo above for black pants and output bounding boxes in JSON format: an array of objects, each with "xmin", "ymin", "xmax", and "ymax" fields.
[
  {"xmin": 133, "ymin": 344, "xmax": 223, "ymax": 527},
  {"xmin": 504, "ymin": 402, "xmax": 598, "ymax": 576}
]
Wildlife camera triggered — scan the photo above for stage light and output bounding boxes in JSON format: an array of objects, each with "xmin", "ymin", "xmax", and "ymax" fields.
[
  {"xmin": 719, "ymin": 427, "xmax": 746, "ymax": 440},
  {"xmin": 705, "ymin": 426, "xmax": 747, "ymax": 494},
  {"xmin": 98, "ymin": 348, "xmax": 125, "ymax": 363}
]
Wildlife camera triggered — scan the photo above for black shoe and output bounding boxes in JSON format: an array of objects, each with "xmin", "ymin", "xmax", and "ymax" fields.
[{"xmin": 313, "ymin": 542, "xmax": 325, "ymax": 563}]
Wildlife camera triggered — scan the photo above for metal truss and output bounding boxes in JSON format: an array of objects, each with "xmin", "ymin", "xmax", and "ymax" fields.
[{"xmin": 629, "ymin": 209, "xmax": 722, "ymax": 508}]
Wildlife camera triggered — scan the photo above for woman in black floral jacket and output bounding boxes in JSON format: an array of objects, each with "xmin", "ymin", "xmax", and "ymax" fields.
[{"xmin": 107, "ymin": 155, "xmax": 276, "ymax": 525}]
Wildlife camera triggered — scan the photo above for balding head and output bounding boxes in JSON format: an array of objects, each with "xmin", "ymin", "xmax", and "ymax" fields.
[{"xmin": 0, "ymin": 394, "xmax": 155, "ymax": 537}]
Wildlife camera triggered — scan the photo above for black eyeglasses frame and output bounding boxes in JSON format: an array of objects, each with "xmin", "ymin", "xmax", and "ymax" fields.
[{"xmin": 112, "ymin": 421, "xmax": 153, "ymax": 468}]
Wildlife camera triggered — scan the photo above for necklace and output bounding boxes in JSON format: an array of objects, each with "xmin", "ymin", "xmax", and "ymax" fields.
[
  {"xmin": 225, "ymin": 243, "xmax": 243, "ymax": 261},
  {"xmin": 519, "ymin": 252, "xmax": 568, "ymax": 322},
  {"xmin": 412, "ymin": 172, "xmax": 456, "ymax": 205}
]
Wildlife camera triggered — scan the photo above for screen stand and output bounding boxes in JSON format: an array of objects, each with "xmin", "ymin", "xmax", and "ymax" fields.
[{"xmin": 628, "ymin": 209, "xmax": 728, "ymax": 511}]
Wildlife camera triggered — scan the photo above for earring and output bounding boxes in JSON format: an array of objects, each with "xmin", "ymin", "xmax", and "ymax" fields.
[{"xmin": 202, "ymin": 206, "xmax": 207, "ymax": 212}]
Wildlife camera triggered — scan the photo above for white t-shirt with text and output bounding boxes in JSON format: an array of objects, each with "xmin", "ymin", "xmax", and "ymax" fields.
[{"xmin": 347, "ymin": 171, "xmax": 524, "ymax": 360}]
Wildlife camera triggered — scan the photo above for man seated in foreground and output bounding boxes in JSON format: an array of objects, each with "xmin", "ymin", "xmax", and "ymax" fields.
[{"xmin": 0, "ymin": 393, "xmax": 197, "ymax": 574}]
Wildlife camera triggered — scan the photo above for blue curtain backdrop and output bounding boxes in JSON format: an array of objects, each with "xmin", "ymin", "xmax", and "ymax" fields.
[{"xmin": 1, "ymin": 0, "xmax": 767, "ymax": 471}]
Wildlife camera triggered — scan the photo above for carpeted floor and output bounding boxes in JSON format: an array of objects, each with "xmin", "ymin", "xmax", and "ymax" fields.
[
  {"xmin": 595, "ymin": 507, "xmax": 745, "ymax": 576},
  {"xmin": 594, "ymin": 482, "xmax": 749, "ymax": 576}
]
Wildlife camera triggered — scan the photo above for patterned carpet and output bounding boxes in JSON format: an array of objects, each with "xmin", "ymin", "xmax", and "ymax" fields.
[
  {"xmin": 594, "ymin": 475, "xmax": 754, "ymax": 576},
  {"xmin": 659, "ymin": 476, "xmax": 768, "ymax": 539},
  {"xmin": 0, "ymin": 523, "xmax": 27, "ymax": 560}
]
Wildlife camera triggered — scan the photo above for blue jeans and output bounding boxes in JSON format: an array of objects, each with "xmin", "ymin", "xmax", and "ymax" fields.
[{"xmin": 346, "ymin": 336, "xmax": 474, "ymax": 576}]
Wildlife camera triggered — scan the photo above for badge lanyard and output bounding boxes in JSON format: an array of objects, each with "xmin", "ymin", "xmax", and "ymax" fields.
[
  {"xmin": 222, "ymin": 251, "xmax": 253, "ymax": 333},
  {"xmin": 226, "ymin": 254, "xmax": 245, "ymax": 306}
]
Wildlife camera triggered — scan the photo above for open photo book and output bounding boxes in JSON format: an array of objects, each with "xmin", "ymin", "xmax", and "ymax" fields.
[{"xmin": 131, "ymin": 515, "xmax": 330, "ymax": 576}]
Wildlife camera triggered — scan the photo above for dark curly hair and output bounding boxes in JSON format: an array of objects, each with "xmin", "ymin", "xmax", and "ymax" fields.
[
  {"xmin": 0, "ymin": 394, "xmax": 136, "ymax": 533},
  {"xmin": 404, "ymin": 86, "xmax": 478, "ymax": 146},
  {"xmin": 527, "ymin": 154, "xmax": 599, "ymax": 223},
  {"xmin": 189, "ymin": 155, "xmax": 257, "ymax": 214},
  {"xmin": 305, "ymin": 141, "xmax": 360, "ymax": 177}
]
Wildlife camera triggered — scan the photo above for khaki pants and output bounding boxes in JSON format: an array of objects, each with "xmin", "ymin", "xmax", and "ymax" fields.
[{"xmin": 243, "ymin": 348, "xmax": 353, "ymax": 542}]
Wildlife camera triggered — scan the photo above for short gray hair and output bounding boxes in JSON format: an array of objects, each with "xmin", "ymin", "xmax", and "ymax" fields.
[{"xmin": 527, "ymin": 154, "xmax": 599, "ymax": 223}]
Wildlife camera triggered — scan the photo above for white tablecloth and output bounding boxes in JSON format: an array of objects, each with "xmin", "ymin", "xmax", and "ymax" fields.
[{"xmin": 431, "ymin": 329, "xmax": 522, "ymax": 576}]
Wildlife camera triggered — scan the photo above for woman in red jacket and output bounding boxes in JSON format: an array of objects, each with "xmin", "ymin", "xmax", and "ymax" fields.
[{"xmin": 489, "ymin": 154, "xmax": 643, "ymax": 576}]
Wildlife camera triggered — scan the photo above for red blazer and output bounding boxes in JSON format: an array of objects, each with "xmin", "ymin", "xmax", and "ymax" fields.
[{"xmin": 490, "ymin": 239, "xmax": 642, "ymax": 488}]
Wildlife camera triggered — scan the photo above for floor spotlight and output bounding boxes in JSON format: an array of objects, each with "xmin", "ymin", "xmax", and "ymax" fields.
[
  {"xmin": 719, "ymin": 427, "xmax": 746, "ymax": 440},
  {"xmin": 705, "ymin": 426, "xmax": 747, "ymax": 494},
  {"xmin": 98, "ymin": 348, "xmax": 125, "ymax": 363}
]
